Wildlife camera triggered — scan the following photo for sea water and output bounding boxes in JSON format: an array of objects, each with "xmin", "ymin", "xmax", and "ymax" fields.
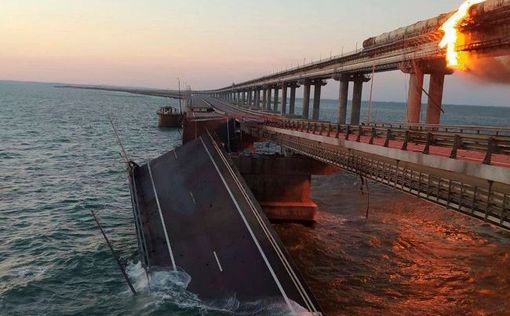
[{"xmin": 1, "ymin": 81, "xmax": 509, "ymax": 315}]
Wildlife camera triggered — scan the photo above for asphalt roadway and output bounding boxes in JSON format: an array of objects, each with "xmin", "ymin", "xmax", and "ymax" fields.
[{"xmin": 132, "ymin": 132, "xmax": 320, "ymax": 314}]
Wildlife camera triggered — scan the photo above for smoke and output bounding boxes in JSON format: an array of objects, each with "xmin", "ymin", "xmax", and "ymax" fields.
[{"xmin": 464, "ymin": 53, "xmax": 510, "ymax": 85}]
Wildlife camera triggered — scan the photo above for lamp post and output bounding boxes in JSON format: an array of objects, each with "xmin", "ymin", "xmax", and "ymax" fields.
[{"xmin": 177, "ymin": 77, "xmax": 182, "ymax": 114}]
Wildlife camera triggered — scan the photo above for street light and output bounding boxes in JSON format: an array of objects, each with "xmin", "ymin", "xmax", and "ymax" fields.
[{"xmin": 177, "ymin": 77, "xmax": 182, "ymax": 114}]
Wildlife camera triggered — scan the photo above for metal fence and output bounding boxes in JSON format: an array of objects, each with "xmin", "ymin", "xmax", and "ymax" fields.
[
  {"xmin": 265, "ymin": 119, "xmax": 510, "ymax": 165},
  {"xmin": 244, "ymin": 123, "xmax": 510, "ymax": 230}
]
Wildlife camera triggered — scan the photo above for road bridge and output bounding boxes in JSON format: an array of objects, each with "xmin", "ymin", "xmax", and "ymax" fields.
[{"xmin": 195, "ymin": 95, "xmax": 510, "ymax": 230}]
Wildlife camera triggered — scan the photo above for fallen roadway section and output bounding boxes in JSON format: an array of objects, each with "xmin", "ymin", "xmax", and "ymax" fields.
[{"xmin": 128, "ymin": 132, "xmax": 321, "ymax": 314}]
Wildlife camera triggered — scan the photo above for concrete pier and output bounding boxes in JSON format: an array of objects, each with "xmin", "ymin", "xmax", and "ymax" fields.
[
  {"xmin": 302, "ymin": 81, "xmax": 311, "ymax": 119},
  {"xmin": 426, "ymin": 73, "xmax": 445, "ymax": 125},
  {"xmin": 273, "ymin": 87, "xmax": 279, "ymax": 112},
  {"xmin": 312, "ymin": 81, "xmax": 325, "ymax": 121},
  {"xmin": 351, "ymin": 78, "xmax": 363, "ymax": 125},
  {"xmin": 254, "ymin": 89, "xmax": 260, "ymax": 109},
  {"xmin": 267, "ymin": 87, "xmax": 272, "ymax": 111},
  {"xmin": 281, "ymin": 84, "xmax": 287, "ymax": 115},
  {"xmin": 289, "ymin": 84, "xmax": 297, "ymax": 115},
  {"xmin": 233, "ymin": 156, "xmax": 327, "ymax": 222},
  {"xmin": 338, "ymin": 77, "xmax": 349, "ymax": 124},
  {"xmin": 407, "ymin": 70, "xmax": 424, "ymax": 124},
  {"xmin": 262, "ymin": 88, "xmax": 267, "ymax": 110},
  {"xmin": 248, "ymin": 90, "xmax": 253, "ymax": 107}
]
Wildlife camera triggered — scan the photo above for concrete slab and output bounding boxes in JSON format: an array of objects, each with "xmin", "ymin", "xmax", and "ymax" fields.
[{"xmin": 130, "ymin": 133, "xmax": 321, "ymax": 313}]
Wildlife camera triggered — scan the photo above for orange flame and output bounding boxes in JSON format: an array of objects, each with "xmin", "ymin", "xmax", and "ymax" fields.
[{"xmin": 439, "ymin": 0, "xmax": 486, "ymax": 69}]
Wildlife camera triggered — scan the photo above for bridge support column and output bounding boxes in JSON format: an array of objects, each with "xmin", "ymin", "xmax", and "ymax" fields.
[
  {"xmin": 232, "ymin": 156, "xmax": 337, "ymax": 222},
  {"xmin": 302, "ymin": 81, "xmax": 311, "ymax": 119},
  {"xmin": 236, "ymin": 91, "xmax": 241, "ymax": 105},
  {"xmin": 289, "ymin": 84, "xmax": 297, "ymax": 115},
  {"xmin": 248, "ymin": 90, "xmax": 253, "ymax": 107},
  {"xmin": 337, "ymin": 76, "xmax": 349, "ymax": 124},
  {"xmin": 407, "ymin": 70, "xmax": 424, "ymax": 124},
  {"xmin": 351, "ymin": 78, "xmax": 363, "ymax": 125},
  {"xmin": 273, "ymin": 87, "xmax": 279, "ymax": 112},
  {"xmin": 242, "ymin": 90, "xmax": 246, "ymax": 107},
  {"xmin": 254, "ymin": 89, "xmax": 260, "ymax": 109},
  {"xmin": 426, "ymin": 73, "xmax": 445, "ymax": 125},
  {"xmin": 281, "ymin": 84, "xmax": 287, "ymax": 115},
  {"xmin": 312, "ymin": 80, "xmax": 326, "ymax": 121},
  {"xmin": 267, "ymin": 88, "xmax": 271, "ymax": 110},
  {"xmin": 262, "ymin": 88, "xmax": 267, "ymax": 110}
]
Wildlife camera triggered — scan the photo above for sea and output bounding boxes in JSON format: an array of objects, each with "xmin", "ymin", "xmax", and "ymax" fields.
[{"xmin": 1, "ymin": 80, "xmax": 509, "ymax": 315}]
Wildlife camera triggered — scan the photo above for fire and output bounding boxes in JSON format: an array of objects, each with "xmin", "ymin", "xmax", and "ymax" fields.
[{"xmin": 439, "ymin": 0, "xmax": 486, "ymax": 69}]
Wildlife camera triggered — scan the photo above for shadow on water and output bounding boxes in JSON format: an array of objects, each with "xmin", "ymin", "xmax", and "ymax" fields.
[{"xmin": 275, "ymin": 171, "xmax": 510, "ymax": 315}]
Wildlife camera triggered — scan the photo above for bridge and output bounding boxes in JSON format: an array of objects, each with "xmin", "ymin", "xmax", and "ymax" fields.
[
  {"xmin": 127, "ymin": 1, "xmax": 510, "ymax": 314},
  {"xmin": 201, "ymin": 0, "xmax": 510, "ymax": 126}
]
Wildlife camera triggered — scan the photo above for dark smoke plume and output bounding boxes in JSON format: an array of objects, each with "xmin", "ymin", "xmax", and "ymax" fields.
[{"xmin": 464, "ymin": 53, "xmax": 510, "ymax": 85}]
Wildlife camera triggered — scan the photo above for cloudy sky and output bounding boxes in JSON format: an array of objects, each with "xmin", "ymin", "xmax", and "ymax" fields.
[{"xmin": 2, "ymin": 0, "xmax": 509, "ymax": 106}]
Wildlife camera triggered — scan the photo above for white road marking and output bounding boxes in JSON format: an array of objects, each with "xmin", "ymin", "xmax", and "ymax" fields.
[
  {"xmin": 199, "ymin": 136, "xmax": 296, "ymax": 315},
  {"xmin": 212, "ymin": 251, "xmax": 223, "ymax": 272},
  {"xmin": 147, "ymin": 160, "xmax": 177, "ymax": 271},
  {"xmin": 174, "ymin": 150, "xmax": 178, "ymax": 159},
  {"xmin": 207, "ymin": 129, "xmax": 317, "ymax": 313},
  {"xmin": 189, "ymin": 191, "xmax": 196, "ymax": 204}
]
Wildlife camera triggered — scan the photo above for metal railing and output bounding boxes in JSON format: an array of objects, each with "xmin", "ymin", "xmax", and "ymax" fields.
[
  {"xmin": 265, "ymin": 119, "xmax": 510, "ymax": 165},
  {"xmin": 244, "ymin": 123, "xmax": 510, "ymax": 230}
]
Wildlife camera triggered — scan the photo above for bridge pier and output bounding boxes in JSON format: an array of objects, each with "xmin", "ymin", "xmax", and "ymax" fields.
[
  {"xmin": 351, "ymin": 77, "xmax": 364, "ymax": 125},
  {"xmin": 233, "ymin": 155, "xmax": 337, "ymax": 222},
  {"xmin": 289, "ymin": 83, "xmax": 298, "ymax": 115},
  {"xmin": 402, "ymin": 60, "xmax": 451, "ymax": 125},
  {"xmin": 407, "ymin": 69, "xmax": 424, "ymax": 124},
  {"xmin": 254, "ymin": 88, "xmax": 261, "ymax": 109},
  {"xmin": 426, "ymin": 73, "xmax": 445, "ymax": 125},
  {"xmin": 281, "ymin": 84, "xmax": 287, "ymax": 115},
  {"xmin": 248, "ymin": 90, "xmax": 253, "ymax": 107},
  {"xmin": 312, "ymin": 80, "xmax": 326, "ymax": 121},
  {"xmin": 302, "ymin": 80, "xmax": 311, "ymax": 119},
  {"xmin": 267, "ymin": 87, "xmax": 272, "ymax": 111},
  {"xmin": 262, "ymin": 88, "xmax": 267, "ymax": 110},
  {"xmin": 338, "ymin": 76, "xmax": 349, "ymax": 124},
  {"xmin": 273, "ymin": 87, "xmax": 279, "ymax": 112}
]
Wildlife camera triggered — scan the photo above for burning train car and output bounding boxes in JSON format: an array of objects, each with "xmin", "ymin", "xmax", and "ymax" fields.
[{"xmin": 362, "ymin": 0, "xmax": 510, "ymax": 56}]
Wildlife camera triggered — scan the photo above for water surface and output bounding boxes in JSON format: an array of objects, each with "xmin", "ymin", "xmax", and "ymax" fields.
[{"xmin": 1, "ymin": 81, "xmax": 509, "ymax": 315}]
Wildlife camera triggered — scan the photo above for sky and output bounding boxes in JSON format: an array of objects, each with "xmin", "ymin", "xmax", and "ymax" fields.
[{"xmin": 1, "ymin": 0, "xmax": 509, "ymax": 106}]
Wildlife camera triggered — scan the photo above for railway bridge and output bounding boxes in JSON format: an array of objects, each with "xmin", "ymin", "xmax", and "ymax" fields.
[{"xmin": 201, "ymin": 0, "xmax": 510, "ymax": 126}]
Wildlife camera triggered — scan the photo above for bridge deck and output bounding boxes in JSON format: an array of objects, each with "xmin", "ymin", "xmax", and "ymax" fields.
[
  {"xmin": 195, "ymin": 96, "xmax": 510, "ymax": 230},
  {"xmin": 129, "ymin": 132, "xmax": 320, "ymax": 313},
  {"xmin": 202, "ymin": 96, "xmax": 510, "ymax": 168}
]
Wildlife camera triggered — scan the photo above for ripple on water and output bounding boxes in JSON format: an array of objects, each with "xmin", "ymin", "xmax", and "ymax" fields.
[
  {"xmin": 275, "ymin": 172, "xmax": 510, "ymax": 315},
  {"xmin": 2, "ymin": 82, "xmax": 510, "ymax": 315}
]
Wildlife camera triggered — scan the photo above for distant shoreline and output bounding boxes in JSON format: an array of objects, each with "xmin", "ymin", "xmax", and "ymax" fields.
[{"xmin": 0, "ymin": 79, "xmax": 507, "ymax": 109}]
